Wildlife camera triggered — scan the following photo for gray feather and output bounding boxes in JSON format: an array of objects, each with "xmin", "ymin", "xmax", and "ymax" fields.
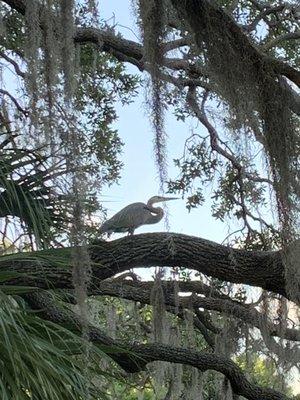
[{"xmin": 100, "ymin": 202, "xmax": 163, "ymax": 234}]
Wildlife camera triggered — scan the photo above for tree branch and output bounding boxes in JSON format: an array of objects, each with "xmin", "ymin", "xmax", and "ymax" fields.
[
  {"xmin": 242, "ymin": 3, "xmax": 285, "ymax": 33},
  {"xmin": 262, "ymin": 31, "xmax": 300, "ymax": 51},
  {"xmin": 74, "ymin": 27, "xmax": 144, "ymax": 64},
  {"xmin": 170, "ymin": 0, "xmax": 300, "ymax": 89},
  {"xmin": 3, "ymin": 0, "xmax": 300, "ymax": 91},
  {"xmin": 0, "ymin": 232, "xmax": 292, "ymax": 300},
  {"xmin": 0, "ymin": 89, "xmax": 28, "ymax": 116},
  {"xmin": 89, "ymin": 280, "xmax": 300, "ymax": 342},
  {"xmin": 24, "ymin": 291, "xmax": 289, "ymax": 400},
  {"xmin": 0, "ymin": 50, "xmax": 26, "ymax": 78},
  {"xmin": 162, "ymin": 38, "xmax": 190, "ymax": 53}
]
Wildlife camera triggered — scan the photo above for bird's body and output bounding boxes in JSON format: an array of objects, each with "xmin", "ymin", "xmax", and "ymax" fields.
[{"xmin": 99, "ymin": 196, "xmax": 178, "ymax": 236}]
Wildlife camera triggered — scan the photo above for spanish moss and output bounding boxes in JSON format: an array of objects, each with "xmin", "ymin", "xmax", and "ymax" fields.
[
  {"xmin": 168, "ymin": 325, "xmax": 183, "ymax": 399},
  {"xmin": 186, "ymin": 368, "xmax": 202, "ymax": 400},
  {"xmin": 138, "ymin": 0, "xmax": 168, "ymax": 194},
  {"xmin": 184, "ymin": 306, "xmax": 196, "ymax": 348},
  {"xmin": 66, "ymin": 112, "xmax": 93, "ymax": 397},
  {"xmin": 24, "ymin": 0, "xmax": 41, "ymax": 126},
  {"xmin": 171, "ymin": 0, "xmax": 299, "ymax": 254},
  {"xmin": 107, "ymin": 303, "xmax": 117, "ymax": 339},
  {"xmin": 150, "ymin": 270, "xmax": 168, "ymax": 397},
  {"xmin": 150, "ymin": 272, "xmax": 167, "ymax": 343},
  {"xmin": 42, "ymin": 0, "xmax": 59, "ymax": 110},
  {"xmin": 60, "ymin": 0, "xmax": 75, "ymax": 100}
]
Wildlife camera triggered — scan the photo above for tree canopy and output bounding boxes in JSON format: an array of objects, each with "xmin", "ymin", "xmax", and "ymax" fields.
[{"xmin": 0, "ymin": 0, "xmax": 299, "ymax": 399}]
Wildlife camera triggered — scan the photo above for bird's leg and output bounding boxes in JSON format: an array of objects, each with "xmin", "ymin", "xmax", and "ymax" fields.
[{"xmin": 128, "ymin": 228, "xmax": 135, "ymax": 235}]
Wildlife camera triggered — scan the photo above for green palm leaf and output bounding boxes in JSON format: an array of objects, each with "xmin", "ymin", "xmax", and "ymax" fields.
[{"xmin": 0, "ymin": 290, "xmax": 109, "ymax": 399}]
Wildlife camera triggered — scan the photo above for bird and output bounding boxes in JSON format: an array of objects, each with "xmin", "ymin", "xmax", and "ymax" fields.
[{"xmin": 99, "ymin": 195, "xmax": 178, "ymax": 236}]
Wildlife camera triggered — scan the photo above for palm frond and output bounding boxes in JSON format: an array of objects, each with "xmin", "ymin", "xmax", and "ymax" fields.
[
  {"xmin": 0, "ymin": 290, "xmax": 109, "ymax": 399},
  {"xmin": 0, "ymin": 131, "xmax": 69, "ymax": 248}
]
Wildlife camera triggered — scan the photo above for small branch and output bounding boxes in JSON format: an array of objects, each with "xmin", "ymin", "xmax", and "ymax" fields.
[
  {"xmin": 262, "ymin": 31, "xmax": 300, "ymax": 51},
  {"xmin": 0, "ymin": 50, "xmax": 26, "ymax": 78},
  {"xmin": 267, "ymin": 56, "xmax": 300, "ymax": 88},
  {"xmin": 186, "ymin": 88, "xmax": 274, "ymax": 232},
  {"xmin": 162, "ymin": 38, "xmax": 189, "ymax": 53},
  {"xmin": 278, "ymin": 77, "xmax": 300, "ymax": 116},
  {"xmin": 0, "ymin": 89, "xmax": 28, "ymax": 116},
  {"xmin": 242, "ymin": 4, "xmax": 285, "ymax": 33},
  {"xmin": 194, "ymin": 308, "xmax": 221, "ymax": 334}
]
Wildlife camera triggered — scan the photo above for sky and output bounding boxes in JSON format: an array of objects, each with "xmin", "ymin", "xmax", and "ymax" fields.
[{"xmin": 99, "ymin": 0, "xmax": 229, "ymax": 243}]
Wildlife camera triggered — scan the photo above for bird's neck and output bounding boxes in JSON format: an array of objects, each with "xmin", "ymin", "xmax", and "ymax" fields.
[
  {"xmin": 145, "ymin": 207, "xmax": 164, "ymax": 224},
  {"xmin": 146, "ymin": 201, "xmax": 162, "ymax": 214}
]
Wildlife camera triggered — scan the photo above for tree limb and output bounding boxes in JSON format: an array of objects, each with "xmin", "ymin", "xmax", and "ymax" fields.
[
  {"xmin": 170, "ymin": 0, "xmax": 300, "ymax": 88},
  {"xmin": 262, "ymin": 31, "xmax": 300, "ymax": 51},
  {"xmin": 0, "ymin": 232, "xmax": 292, "ymax": 301},
  {"xmin": 24, "ymin": 291, "xmax": 289, "ymax": 400},
  {"xmin": 3, "ymin": 0, "xmax": 300, "ymax": 91},
  {"xmin": 0, "ymin": 89, "xmax": 28, "ymax": 116},
  {"xmin": 0, "ymin": 50, "xmax": 26, "ymax": 78},
  {"xmin": 89, "ymin": 280, "xmax": 300, "ymax": 342}
]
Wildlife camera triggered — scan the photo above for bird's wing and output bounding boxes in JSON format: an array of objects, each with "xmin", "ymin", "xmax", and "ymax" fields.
[{"xmin": 100, "ymin": 202, "xmax": 149, "ymax": 233}]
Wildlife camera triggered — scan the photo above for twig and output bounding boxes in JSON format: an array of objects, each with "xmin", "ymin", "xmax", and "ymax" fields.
[
  {"xmin": 0, "ymin": 50, "xmax": 26, "ymax": 78},
  {"xmin": 0, "ymin": 89, "xmax": 28, "ymax": 116}
]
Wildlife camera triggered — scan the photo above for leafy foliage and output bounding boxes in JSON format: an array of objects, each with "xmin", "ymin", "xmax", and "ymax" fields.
[
  {"xmin": 0, "ymin": 2, "xmax": 139, "ymax": 248},
  {"xmin": 0, "ymin": 131, "xmax": 68, "ymax": 247},
  {"xmin": 236, "ymin": 353, "xmax": 293, "ymax": 396}
]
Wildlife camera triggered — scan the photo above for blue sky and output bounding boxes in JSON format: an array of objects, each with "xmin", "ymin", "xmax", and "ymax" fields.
[{"xmin": 99, "ymin": 0, "xmax": 229, "ymax": 242}]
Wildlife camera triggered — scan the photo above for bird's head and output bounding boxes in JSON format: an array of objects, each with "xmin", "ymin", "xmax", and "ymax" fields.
[{"xmin": 147, "ymin": 195, "xmax": 179, "ymax": 206}]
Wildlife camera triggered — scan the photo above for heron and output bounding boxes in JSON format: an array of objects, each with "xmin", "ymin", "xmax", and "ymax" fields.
[{"xmin": 99, "ymin": 195, "xmax": 178, "ymax": 236}]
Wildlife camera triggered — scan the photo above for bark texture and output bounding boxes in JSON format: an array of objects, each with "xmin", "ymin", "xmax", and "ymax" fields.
[{"xmin": 0, "ymin": 233, "xmax": 289, "ymax": 298}]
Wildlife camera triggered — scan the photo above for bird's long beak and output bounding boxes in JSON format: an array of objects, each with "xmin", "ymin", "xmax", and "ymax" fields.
[
  {"xmin": 161, "ymin": 196, "xmax": 179, "ymax": 202},
  {"xmin": 144, "ymin": 197, "xmax": 179, "ymax": 211}
]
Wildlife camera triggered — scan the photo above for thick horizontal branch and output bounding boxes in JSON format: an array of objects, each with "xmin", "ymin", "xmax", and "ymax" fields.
[
  {"xmin": 88, "ymin": 233, "xmax": 286, "ymax": 298},
  {"xmin": 3, "ymin": 0, "xmax": 300, "ymax": 104},
  {"xmin": 0, "ymin": 232, "xmax": 292, "ymax": 300},
  {"xmin": 74, "ymin": 27, "xmax": 143, "ymax": 65},
  {"xmin": 89, "ymin": 280, "xmax": 300, "ymax": 342},
  {"xmin": 25, "ymin": 291, "xmax": 289, "ymax": 400}
]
